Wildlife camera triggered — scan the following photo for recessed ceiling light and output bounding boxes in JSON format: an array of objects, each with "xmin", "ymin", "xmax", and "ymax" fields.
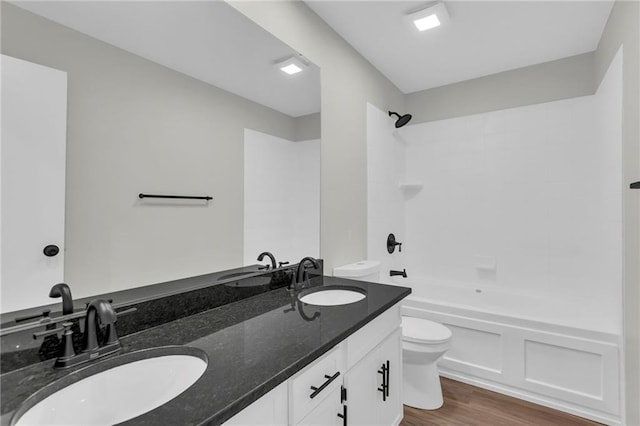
[
  {"xmin": 408, "ymin": 2, "xmax": 450, "ymax": 32},
  {"xmin": 414, "ymin": 14, "xmax": 440, "ymax": 31},
  {"xmin": 276, "ymin": 56, "xmax": 306, "ymax": 75}
]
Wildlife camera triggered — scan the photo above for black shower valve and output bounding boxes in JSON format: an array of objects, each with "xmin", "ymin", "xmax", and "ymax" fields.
[{"xmin": 387, "ymin": 233, "xmax": 403, "ymax": 254}]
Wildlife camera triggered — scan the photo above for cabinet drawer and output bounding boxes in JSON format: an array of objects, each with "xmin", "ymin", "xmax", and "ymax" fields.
[
  {"xmin": 346, "ymin": 303, "xmax": 401, "ymax": 369},
  {"xmin": 297, "ymin": 386, "xmax": 343, "ymax": 426},
  {"xmin": 223, "ymin": 381, "xmax": 288, "ymax": 425},
  {"xmin": 290, "ymin": 344, "xmax": 345, "ymax": 424}
]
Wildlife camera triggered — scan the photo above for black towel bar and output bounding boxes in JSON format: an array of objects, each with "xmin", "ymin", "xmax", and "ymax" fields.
[{"xmin": 138, "ymin": 193, "xmax": 212, "ymax": 200}]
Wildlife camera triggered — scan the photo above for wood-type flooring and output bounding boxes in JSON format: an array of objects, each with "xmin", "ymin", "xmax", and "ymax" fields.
[{"xmin": 399, "ymin": 378, "xmax": 603, "ymax": 426}]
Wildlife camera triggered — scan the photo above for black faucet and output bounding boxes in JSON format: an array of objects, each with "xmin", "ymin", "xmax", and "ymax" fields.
[
  {"xmin": 294, "ymin": 256, "xmax": 320, "ymax": 287},
  {"xmin": 33, "ymin": 298, "xmax": 128, "ymax": 368},
  {"xmin": 84, "ymin": 299, "xmax": 118, "ymax": 353},
  {"xmin": 49, "ymin": 283, "xmax": 74, "ymax": 315},
  {"xmin": 257, "ymin": 251, "xmax": 277, "ymax": 270},
  {"xmin": 390, "ymin": 269, "xmax": 407, "ymax": 278}
]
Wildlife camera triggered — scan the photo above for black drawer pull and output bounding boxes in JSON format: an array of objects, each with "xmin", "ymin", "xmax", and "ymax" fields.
[
  {"xmin": 309, "ymin": 371, "xmax": 340, "ymax": 399},
  {"xmin": 337, "ymin": 404, "xmax": 347, "ymax": 426}
]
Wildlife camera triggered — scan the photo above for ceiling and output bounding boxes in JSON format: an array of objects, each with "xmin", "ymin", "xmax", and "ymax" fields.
[
  {"xmin": 11, "ymin": 1, "xmax": 320, "ymax": 117},
  {"xmin": 305, "ymin": 0, "xmax": 614, "ymax": 93},
  {"xmin": 12, "ymin": 1, "xmax": 614, "ymax": 105}
]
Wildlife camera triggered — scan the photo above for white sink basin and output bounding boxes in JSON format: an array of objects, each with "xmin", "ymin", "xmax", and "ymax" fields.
[
  {"xmin": 299, "ymin": 287, "xmax": 367, "ymax": 306},
  {"xmin": 13, "ymin": 347, "xmax": 207, "ymax": 426}
]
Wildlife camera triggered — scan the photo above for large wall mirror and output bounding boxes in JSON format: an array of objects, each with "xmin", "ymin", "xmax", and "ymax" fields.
[{"xmin": 0, "ymin": 1, "xmax": 320, "ymax": 315}]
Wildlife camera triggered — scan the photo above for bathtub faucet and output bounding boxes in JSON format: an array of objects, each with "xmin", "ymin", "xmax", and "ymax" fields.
[{"xmin": 390, "ymin": 269, "xmax": 407, "ymax": 278}]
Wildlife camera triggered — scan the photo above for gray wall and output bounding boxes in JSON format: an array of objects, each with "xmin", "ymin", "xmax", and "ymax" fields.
[
  {"xmin": 1, "ymin": 3, "xmax": 302, "ymax": 298},
  {"xmin": 406, "ymin": 52, "xmax": 595, "ymax": 124},
  {"xmin": 594, "ymin": 1, "xmax": 640, "ymax": 424},
  {"xmin": 228, "ymin": 1, "xmax": 405, "ymax": 272},
  {"xmin": 294, "ymin": 112, "xmax": 321, "ymax": 142}
]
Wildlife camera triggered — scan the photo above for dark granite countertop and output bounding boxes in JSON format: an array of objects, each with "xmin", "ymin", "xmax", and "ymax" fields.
[{"xmin": 1, "ymin": 276, "xmax": 410, "ymax": 425}]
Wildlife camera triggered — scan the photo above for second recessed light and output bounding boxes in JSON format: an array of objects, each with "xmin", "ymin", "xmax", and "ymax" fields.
[{"xmin": 408, "ymin": 2, "xmax": 450, "ymax": 32}]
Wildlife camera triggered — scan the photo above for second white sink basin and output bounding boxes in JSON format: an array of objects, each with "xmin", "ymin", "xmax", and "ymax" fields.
[
  {"xmin": 299, "ymin": 287, "xmax": 367, "ymax": 306},
  {"xmin": 13, "ymin": 346, "xmax": 207, "ymax": 426}
]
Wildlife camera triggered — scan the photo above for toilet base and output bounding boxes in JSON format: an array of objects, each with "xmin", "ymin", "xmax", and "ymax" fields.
[{"xmin": 403, "ymin": 361, "xmax": 444, "ymax": 410}]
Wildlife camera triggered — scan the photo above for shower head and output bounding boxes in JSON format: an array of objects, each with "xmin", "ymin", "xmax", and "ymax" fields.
[{"xmin": 388, "ymin": 111, "xmax": 412, "ymax": 128}]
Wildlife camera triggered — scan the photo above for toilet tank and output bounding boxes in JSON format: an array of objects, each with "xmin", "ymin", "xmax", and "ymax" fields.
[{"xmin": 333, "ymin": 260, "xmax": 381, "ymax": 282}]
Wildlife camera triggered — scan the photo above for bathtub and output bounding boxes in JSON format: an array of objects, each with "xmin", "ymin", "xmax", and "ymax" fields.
[{"xmin": 400, "ymin": 279, "xmax": 622, "ymax": 425}]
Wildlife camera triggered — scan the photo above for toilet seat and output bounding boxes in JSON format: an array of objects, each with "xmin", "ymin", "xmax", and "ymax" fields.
[{"xmin": 402, "ymin": 316, "xmax": 452, "ymax": 344}]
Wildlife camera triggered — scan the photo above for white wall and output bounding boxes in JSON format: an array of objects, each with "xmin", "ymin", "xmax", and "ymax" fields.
[
  {"xmin": 594, "ymin": 2, "xmax": 640, "ymax": 423},
  {"xmin": 368, "ymin": 53, "xmax": 623, "ymax": 333},
  {"xmin": 366, "ymin": 104, "xmax": 407, "ymax": 284},
  {"xmin": 244, "ymin": 129, "xmax": 320, "ymax": 266}
]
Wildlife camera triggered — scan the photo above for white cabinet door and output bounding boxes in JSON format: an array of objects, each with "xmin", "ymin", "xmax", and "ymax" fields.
[
  {"xmin": 298, "ymin": 386, "xmax": 343, "ymax": 426},
  {"xmin": 344, "ymin": 328, "xmax": 403, "ymax": 426},
  {"xmin": 344, "ymin": 347, "xmax": 380, "ymax": 425},
  {"xmin": 1, "ymin": 55, "xmax": 67, "ymax": 313},
  {"xmin": 373, "ymin": 328, "xmax": 403, "ymax": 426}
]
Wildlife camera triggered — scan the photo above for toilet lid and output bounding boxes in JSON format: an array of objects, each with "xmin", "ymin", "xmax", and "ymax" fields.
[{"xmin": 402, "ymin": 316, "xmax": 452, "ymax": 344}]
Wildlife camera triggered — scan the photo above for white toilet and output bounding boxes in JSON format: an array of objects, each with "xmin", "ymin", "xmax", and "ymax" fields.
[
  {"xmin": 332, "ymin": 260, "xmax": 381, "ymax": 282},
  {"xmin": 401, "ymin": 316, "xmax": 452, "ymax": 409},
  {"xmin": 333, "ymin": 261, "xmax": 452, "ymax": 410}
]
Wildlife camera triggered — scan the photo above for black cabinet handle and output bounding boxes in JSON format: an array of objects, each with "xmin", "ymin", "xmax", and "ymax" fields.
[
  {"xmin": 631, "ymin": 181, "xmax": 640, "ymax": 189},
  {"xmin": 43, "ymin": 245, "xmax": 59, "ymax": 257},
  {"xmin": 377, "ymin": 363, "xmax": 387, "ymax": 401},
  {"xmin": 385, "ymin": 360, "xmax": 390, "ymax": 398},
  {"xmin": 309, "ymin": 371, "xmax": 340, "ymax": 399},
  {"xmin": 378, "ymin": 360, "xmax": 390, "ymax": 401},
  {"xmin": 337, "ymin": 404, "xmax": 347, "ymax": 426}
]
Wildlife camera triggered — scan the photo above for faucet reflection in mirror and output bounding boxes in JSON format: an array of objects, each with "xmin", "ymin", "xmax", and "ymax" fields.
[{"xmin": 257, "ymin": 251, "xmax": 278, "ymax": 270}]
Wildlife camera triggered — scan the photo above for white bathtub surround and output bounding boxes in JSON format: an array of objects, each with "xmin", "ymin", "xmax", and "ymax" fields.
[
  {"xmin": 366, "ymin": 104, "xmax": 408, "ymax": 285},
  {"xmin": 398, "ymin": 52, "xmax": 623, "ymax": 324},
  {"xmin": 366, "ymin": 50, "xmax": 623, "ymax": 424},
  {"xmin": 243, "ymin": 129, "xmax": 320, "ymax": 265}
]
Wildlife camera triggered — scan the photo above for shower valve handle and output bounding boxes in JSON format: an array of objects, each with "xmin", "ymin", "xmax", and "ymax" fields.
[{"xmin": 387, "ymin": 233, "xmax": 402, "ymax": 254}]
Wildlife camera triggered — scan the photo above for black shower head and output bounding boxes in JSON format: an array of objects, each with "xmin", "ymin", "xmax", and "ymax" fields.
[{"xmin": 388, "ymin": 111, "xmax": 412, "ymax": 128}]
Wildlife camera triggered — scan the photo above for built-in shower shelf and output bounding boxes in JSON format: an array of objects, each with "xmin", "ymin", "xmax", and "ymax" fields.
[{"xmin": 398, "ymin": 182, "xmax": 423, "ymax": 191}]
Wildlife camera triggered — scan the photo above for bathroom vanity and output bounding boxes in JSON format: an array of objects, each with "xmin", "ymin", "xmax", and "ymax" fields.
[
  {"xmin": 0, "ymin": 267, "xmax": 410, "ymax": 425},
  {"xmin": 226, "ymin": 298, "xmax": 403, "ymax": 425}
]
